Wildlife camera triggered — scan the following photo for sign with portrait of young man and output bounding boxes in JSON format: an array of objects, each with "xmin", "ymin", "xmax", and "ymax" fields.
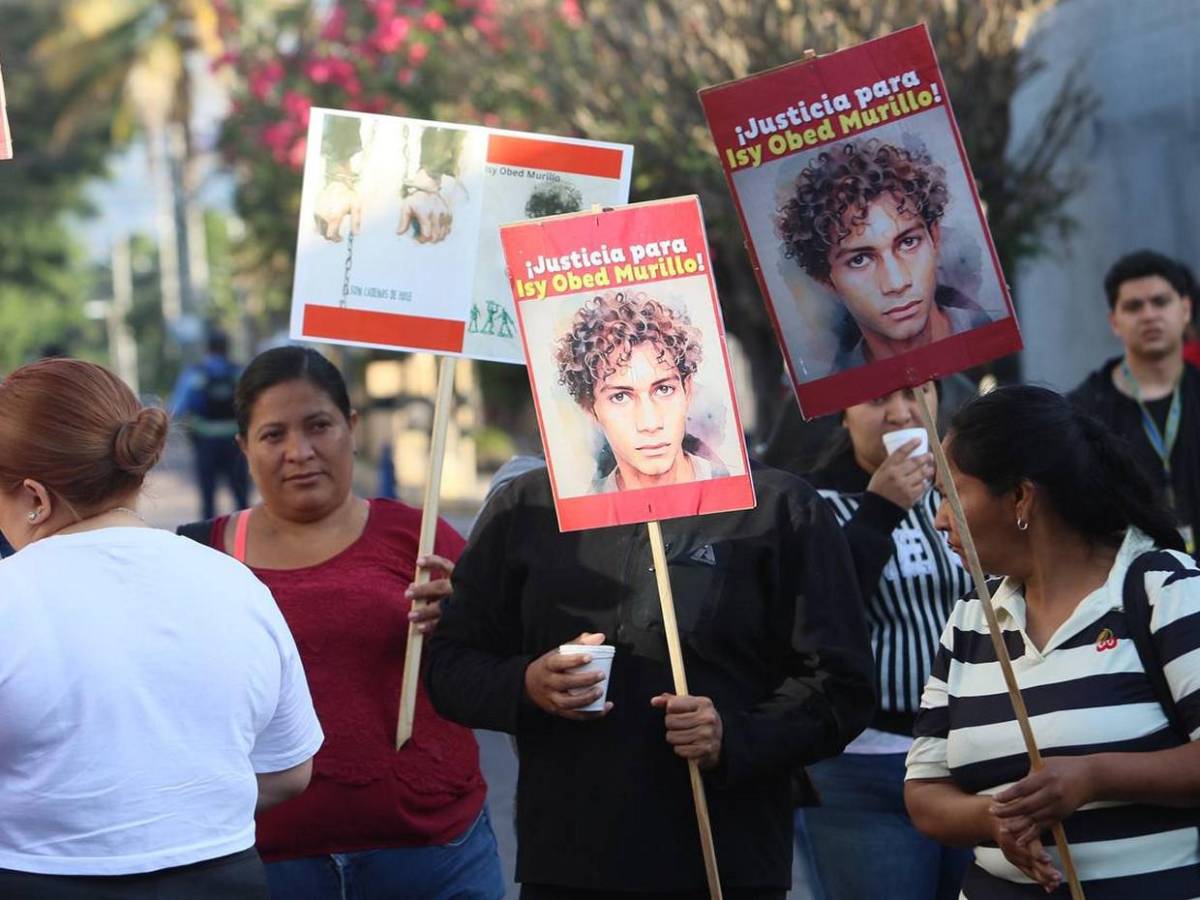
[
  {"xmin": 500, "ymin": 197, "xmax": 755, "ymax": 531},
  {"xmin": 290, "ymin": 108, "xmax": 633, "ymax": 363},
  {"xmin": 700, "ymin": 25, "xmax": 1022, "ymax": 418}
]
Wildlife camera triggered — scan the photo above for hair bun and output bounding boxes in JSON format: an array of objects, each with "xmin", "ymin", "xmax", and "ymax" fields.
[{"xmin": 113, "ymin": 407, "xmax": 169, "ymax": 476}]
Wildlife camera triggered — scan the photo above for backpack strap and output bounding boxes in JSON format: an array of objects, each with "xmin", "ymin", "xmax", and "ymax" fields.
[
  {"xmin": 232, "ymin": 509, "xmax": 251, "ymax": 563},
  {"xmin": 1123, "ymin": 550, "xmax": 1190, "ymax": 742},
  {"xmin": 176, "ymin": 518, "xmax": 219, "ymax": 547}
]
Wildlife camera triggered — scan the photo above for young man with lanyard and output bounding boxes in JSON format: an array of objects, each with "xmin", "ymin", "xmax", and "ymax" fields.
[{"xmin": 1070, "ymin": 249, "xmax": 1199, "ymax": 555}]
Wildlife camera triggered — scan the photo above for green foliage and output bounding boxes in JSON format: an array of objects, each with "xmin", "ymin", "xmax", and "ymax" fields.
[{"xmin": 0, "ymin": 0, "xmax": 116, "ymax": 368}]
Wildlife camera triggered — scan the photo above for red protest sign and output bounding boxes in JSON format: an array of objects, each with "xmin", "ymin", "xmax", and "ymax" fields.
[
  {"xmin": 700, "ymin": 25, "xmax": 1021, "ymax": 418},
  {"xmin": 500, "ymin": 196, "xmax": 755, "ymax": 532}
]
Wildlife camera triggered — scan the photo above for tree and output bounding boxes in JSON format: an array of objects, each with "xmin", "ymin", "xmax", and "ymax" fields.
[
  {"xmin": 446, "ymin": 0, "xmax": 1094, "ymax": 428},
  {"xmin": 215, "ymin": 0, "xmax": 1093, "ymax": 437},
  {"xmin": 33, "ymin": 0, "xmax": 227, "ymax": 337},
  {"xmin": 213, "ymin": 0, "xmax": 494, "ymax": 333},
  {"xmin": 0, "ymin": 0, "xmax": 115, "ymax": 370}
]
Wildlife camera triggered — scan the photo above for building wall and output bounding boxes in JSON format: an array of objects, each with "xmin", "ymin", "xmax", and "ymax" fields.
[{"xmin": 1009, "ymin": 0, "xmax": 1200, "ymax": 390}]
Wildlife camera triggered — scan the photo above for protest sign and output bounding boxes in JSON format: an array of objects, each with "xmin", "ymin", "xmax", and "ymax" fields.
[
  {"xmin": 290, "ymin": 108, "xmax": 632, "ymax": 364},
  {"xmin": 0, "ymin": 64, "xmax": 11, "ymax": 161},
  {"xmin": 288, "ymin": 109, "xmax": 631, "ymax": 747},
  {"xmin": 500, "ymin": 196, "xmax": 755, "ymax": 533},
  {"xmin": 699, "ymin": 25, "xmax": 1021, "ymax": 418}
]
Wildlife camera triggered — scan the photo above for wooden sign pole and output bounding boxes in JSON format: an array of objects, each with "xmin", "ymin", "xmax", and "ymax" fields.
[
  {"xmin": 647, "ymin": 520, "xmax": 724, "ymax": 900},
  {"xmin": 396, "ymin": 355, "xmax": 459, "ymax": 749},
  {"xmin": 915, "ymin": 382, "xmax": 1084, "ymax": 899}
]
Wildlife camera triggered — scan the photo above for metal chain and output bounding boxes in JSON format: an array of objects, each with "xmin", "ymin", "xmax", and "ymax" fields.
[{"xmin": 340, "ymin": 228, "xmax": 354, "ymax": 308}]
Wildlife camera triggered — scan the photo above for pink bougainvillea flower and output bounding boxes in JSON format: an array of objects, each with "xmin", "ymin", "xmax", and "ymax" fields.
[
  {"xmin": 262, "ymin": 120, "xmax": 299, "ymax": 162},
  {"xmin": 249, "ymin": 60, "xmax": 284, "ymax": 101},
  {"xmin": 287, "ymin": 135, "xmax": 308, "ymax": 170},
  {"xmin": 408, "ymin": 42, "xmax": 429, "ymax": 64},
  {"xmin": 371, "ymin": 14, "xmax": 411, "ymax": 53},
  {"xmin": 305, "ymin": 58, "xmax": 334, "ymax": 83},
  {"xmin": 397, "ymin": 67, "xmax": 415, "ymax": 85},
  {"xmin": 320, "ymin": 5, "xmax": 348, "ymax": 41},
  {"xmin": 372, "ymin": 0, "xmax": 398, "ymax": 22},
  {"xmin": 421, "ymin": 11, "xmax": 446, "ymax": 33},
  {"xmin": 560, "ymin": 0, "xmax": 583, "ymax": 27},
  {"xmin": 282, "ymin": 91, "xmax": 313, "ymax": 127}
]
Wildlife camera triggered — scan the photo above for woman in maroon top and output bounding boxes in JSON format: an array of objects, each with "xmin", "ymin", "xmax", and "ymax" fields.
[{"xmin": 181, "ymin": 346, "xmax": 503, "ymax": 900}]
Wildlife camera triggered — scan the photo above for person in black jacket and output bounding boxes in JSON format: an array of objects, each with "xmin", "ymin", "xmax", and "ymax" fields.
[
  {"xmin": 1069, "ymin": 250, "xmax": 1198, "ymax": 555},
  {"xmin": 425, "ymin": 465, "xmax": 874, "ymax": 899}
]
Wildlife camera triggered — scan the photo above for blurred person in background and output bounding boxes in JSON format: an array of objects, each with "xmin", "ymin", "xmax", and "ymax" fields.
[
  {"xmin": 1071, "ymin": 250, "xmax": 1198, "ymax": 555},
  {"xmin": 172, "ymin": 329, "xmax": 250, "ymax": 519},
  {"xmin": 0, "ymin": 358, "xmax": 321, "ymax": 898}
]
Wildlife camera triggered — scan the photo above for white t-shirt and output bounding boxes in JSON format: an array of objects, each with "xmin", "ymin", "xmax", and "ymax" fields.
[{"xmin": 0, "ymin": 527, "xmax": 324, "ymax": 876}]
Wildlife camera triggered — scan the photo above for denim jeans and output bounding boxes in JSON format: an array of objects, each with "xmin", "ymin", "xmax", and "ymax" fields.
[
  {"xmin": 795, "ymin": 753, "xmax": 971, "ymax": 900},
  {"xmin": 264, "ymin": 806, "xmax": 505, "ymax": 900}
]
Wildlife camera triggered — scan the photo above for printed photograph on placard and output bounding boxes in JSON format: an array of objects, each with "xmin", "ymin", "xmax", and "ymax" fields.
[
  {"xmin": 465, "ymin": 167, "xmax": 625, "ymax": 364},
  {"xmin": 520, "ymin": 280, "xmax": 745, "ymax": 500},
  {"xmin": 733, "ymin": 117, "xmax": 1010, "ymax": 381},
  {"xmin": 700, "ymin": 24, "xmax": 1022, "ymax": 418},
  {"xmin": 289, "ymin": 108, "xmax": 633, "ymax": 359},
  {"xmin": 501, "ymin": 195, "xmax": 755, "ymax": 532},
  {"xmin": 294, "ymin": 110, "xmax": 487, "ymax": 326}
]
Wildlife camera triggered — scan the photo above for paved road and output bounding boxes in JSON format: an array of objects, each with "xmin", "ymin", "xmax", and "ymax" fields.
[{"xmin": 145, "ymin": 436, "xmax": 812, "ymax": 898}]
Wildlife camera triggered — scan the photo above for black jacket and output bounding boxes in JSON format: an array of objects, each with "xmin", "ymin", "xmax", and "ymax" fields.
[
  {"xmin": 1070, "ymin": 357, "xmax": 1200, "ymax": 553},
  {"xmin": 425, "ymin": 466, "xmax": 874, "ymax": 892}
]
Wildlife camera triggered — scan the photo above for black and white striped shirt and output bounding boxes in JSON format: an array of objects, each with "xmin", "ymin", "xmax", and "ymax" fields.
[
  {"xmin": 907, "ymin": 529, "xmax": 1200, "ymax": 898},
  {"xmin": 819, "ymin": 485, "xmax": 970, "ymax": 720}
]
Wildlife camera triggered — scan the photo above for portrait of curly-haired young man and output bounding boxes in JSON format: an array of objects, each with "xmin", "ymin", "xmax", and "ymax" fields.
[
  {"xmin": 775, "ymin": 137, "xmax": 993, "ymax": 372},
  {"xmin": 553, "ymin": 290, "xmax": 731, "ymax": 494}
]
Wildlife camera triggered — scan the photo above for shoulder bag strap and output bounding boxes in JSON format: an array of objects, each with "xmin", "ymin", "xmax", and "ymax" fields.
[{"xmin": 1123, "ymin": 550, "xmax": 1190, "ymax": 742}]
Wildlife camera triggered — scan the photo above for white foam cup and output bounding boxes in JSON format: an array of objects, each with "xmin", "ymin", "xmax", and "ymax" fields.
[
  {"xmin": 558, "ymin": 643, "xmax": 615, "ymax": 712},
  {"xmin": 882, "ymin": 427, "xmax": 929, "ymax": 459}
]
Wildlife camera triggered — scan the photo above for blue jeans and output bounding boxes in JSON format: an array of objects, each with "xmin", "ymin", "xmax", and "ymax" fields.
[
  {"xmin": 796, "ymin": 753, "xmax": 970, "ymax": 900},
  {"xmin": 264, "ymin": 806, "xmax": 505, "ymax": 900}
]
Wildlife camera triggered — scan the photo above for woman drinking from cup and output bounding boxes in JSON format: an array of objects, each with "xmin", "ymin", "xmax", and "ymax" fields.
[
  {"xmin": 179, "ymin": 346, "xmax": 504, "ymax": 900},
  {"xmin": 795, "ymin": 385, "xmax": 973, "ymax": 900},
  {"xmin": 906, "ymin": 385, "xmax": 1200, "ymax": 897}
]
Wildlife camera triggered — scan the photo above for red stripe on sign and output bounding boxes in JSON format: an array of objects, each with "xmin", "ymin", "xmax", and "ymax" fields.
[
  {"xmin": 301, "ymin": 304, "xmax": 465, "ymax": 353},
  {"xmin": 486, "ymin": 135, "xmax": 624, "ymax": 180},
  {"xmin": 553, "ymin": 474, "xmax": 757, "ymax": 532}
]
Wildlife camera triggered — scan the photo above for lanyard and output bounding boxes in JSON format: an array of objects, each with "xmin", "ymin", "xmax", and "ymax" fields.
[{"xmin": 1121, "ymin": 359, "xmax": 1182, "ymax": 488}]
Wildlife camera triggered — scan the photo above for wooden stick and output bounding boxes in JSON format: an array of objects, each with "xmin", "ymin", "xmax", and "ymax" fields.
[
  {"xmin": 915, "ymin": 382, "xmax": 1084, "ymax": 900},
  {"xmin": 396, "ymin": 355, "xmax": 459, "ymax": 749},
  {"xmin": 647, "ymin": 520, "xmax": 723, "ymax": 900}
]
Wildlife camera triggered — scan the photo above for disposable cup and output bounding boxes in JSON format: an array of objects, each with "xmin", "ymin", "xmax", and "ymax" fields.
[
  {"xmin": 558, "ymin": 643, "xmax": 615, "ymax": 712},
  {"xmin": 882, "ymin": 427, "xmax": 929, "ymax": 459}
]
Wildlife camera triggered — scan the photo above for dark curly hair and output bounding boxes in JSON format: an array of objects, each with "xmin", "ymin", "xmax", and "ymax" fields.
[
  {"xmin": 777, "ymin": 139, "xmax": 949, "ymax": 283},
  {"xmin": 555, "ymin": 291, "xmax": 702, "ymax": 410}
]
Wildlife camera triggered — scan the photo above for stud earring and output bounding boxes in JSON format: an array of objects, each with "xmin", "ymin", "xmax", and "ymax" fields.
[{"xmin": 27, "ymin": 511, "xmax": 38, "ymax": 522}]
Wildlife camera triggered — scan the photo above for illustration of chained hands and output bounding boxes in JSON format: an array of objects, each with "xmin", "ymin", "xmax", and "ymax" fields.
[
  {"xmin": 397, "ymin": 167, "xmax": 467, "ymax": 244},
  {"xmin": 313, "ymin": 179, "xmax": 362, "ymax": 243}
]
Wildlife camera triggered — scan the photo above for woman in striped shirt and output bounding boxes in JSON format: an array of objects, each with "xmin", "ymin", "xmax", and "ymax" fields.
[
  {"xmin": 906, "ymin": 385, "xmax": 1200, "ymax": 899},
  {"xmin": 797, "ymin": 385, "xmax": 973, "ymax": 900}
]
